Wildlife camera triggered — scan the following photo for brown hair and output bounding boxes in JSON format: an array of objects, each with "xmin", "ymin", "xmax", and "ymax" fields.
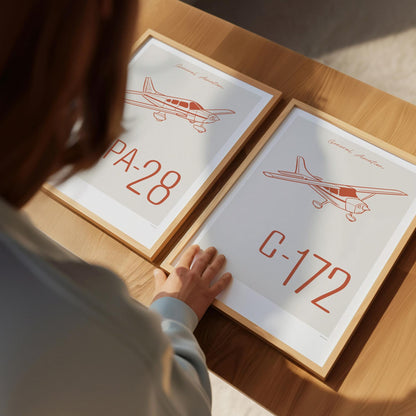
[{"xmin": 0, "ymin": 1, "xmax": 138, "ymax": 207}]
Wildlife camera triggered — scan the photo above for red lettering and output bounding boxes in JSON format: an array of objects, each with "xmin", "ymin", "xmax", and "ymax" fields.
[
  {"xmin": 113, "ymin": 148, "xmax": 138, "ymax": 172},
  {"xmin": 311, "ymin": 268, "xmax": 351, "ymax": 313},
  {"xmin": 259, "ymin": 231, "xmax": 285, "ymax": 258},
  {"xmin": 126, "ymin": 160, "xmax": 162, "ymax": 196},
  {"xmin": 147, "ymin": 170, "xmax": 181, "ymax": 205},
  {"xmin": 103, "ymin": 139, "xmax": 127, "ymax": 159}
]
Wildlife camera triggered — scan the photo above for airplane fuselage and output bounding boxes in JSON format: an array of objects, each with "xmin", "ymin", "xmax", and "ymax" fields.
[
  {"xmin": 310, "ymin": 185, "xmax": 370, "ymax": 215},
  {"xmin": 140, "ymin": 92, "xmax": 219, "ymax": 124},
  {"xmin": 125, "ymin": 77, "xmax": 235, "ymax": 133},
  {"xmin": 263, "ymin": 155, "xmax": 406, "ymax": 223}
]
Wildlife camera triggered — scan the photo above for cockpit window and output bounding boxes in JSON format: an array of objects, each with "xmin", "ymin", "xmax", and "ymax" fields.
[
  {"xmin": 179, "ymin": 101, "xmax": 189, "ymax": 108},
  {"xmin": 324, "ymin": 186, "xmax": 357, "ymax": 197},
  {"xmin": 189, "ymin": 101, "xmax": 203, "ymax": 110},
  {"xmin": 324, "ymin": 186, "xmax": 339, "ymax": 195},
  {"xmin": 339, "ymin": 187, "xmax": 357, "ymax": 197}
]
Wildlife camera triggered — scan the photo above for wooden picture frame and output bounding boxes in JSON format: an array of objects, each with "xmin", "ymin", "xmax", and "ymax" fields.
[
  {"xmin": 162, "ymin": 99, "xmax": 416, "ymax": 378},
  {"xmin": 44, "ymin": 30, "xmax": 281, "ymax": 260}
]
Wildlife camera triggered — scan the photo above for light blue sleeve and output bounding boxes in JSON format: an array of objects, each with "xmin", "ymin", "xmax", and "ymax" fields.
[
  {"xmin": 149, "ymin": 297, "xmax": 212, "ymax": 402},
  {"xmin": 0, "ymin": 199, "xmax": 213, "ymax": 415}
]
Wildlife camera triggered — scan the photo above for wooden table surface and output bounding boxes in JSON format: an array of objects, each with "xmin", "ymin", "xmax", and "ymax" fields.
[{"xmin": 25, "ymin": 1, "xmax": 416, "ymax": 415}]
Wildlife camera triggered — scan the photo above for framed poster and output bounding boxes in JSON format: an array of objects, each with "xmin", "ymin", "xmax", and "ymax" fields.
[
  {"xmin": 162, "ymin": 99, "xmax": 416, "ymax": 378},
  {"xmin": 44, "ymin": 30, "xmax": 281, "ymax": 260}
]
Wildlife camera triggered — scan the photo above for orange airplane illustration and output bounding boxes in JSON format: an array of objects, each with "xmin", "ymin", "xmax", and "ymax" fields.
[
  {"xmin": 263, "ymin": 156, "xmax": 407, "ymax": 222},
  {"xmin": 124, "ymin": 77, "xmax": 235, "ymax": 133}
]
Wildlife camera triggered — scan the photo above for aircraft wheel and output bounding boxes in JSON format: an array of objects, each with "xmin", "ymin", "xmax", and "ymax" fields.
[
  {"xmin": 153, "ymin": 112, "xmax": 166, "ymax": 122},
  {"xmin": 346, "ymin": 213, "xmax": 356, "ymax": 222},
  {"xmin": 193, "ymin": 124, "xmax": 206, "ymax": 133},
  {"xmin": 312, "ymin": 200, "xmax": 323, "ymax": 209}
]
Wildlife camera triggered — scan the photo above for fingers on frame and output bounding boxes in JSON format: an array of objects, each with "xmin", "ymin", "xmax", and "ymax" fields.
[
  {"xmin": 202, "ymin": 253, "xmax": 226, "ymax": 282},
  {"xmin": 210, "ymin": 273, "xmax": 232, "ymax": 297},
  {"xmin": 191, "ymin": 246, "xmax": 217, "ymax": 276},
  {"xmin": 177, "ymin": 244, "xmax": 200, "ymax": 268}
]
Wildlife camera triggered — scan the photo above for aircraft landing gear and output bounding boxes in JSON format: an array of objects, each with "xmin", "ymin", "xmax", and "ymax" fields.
[
  {"xmin": 153, "ymin": 112, "xmax": 166, "ymax": 122},
  {"xmin": 346, "ymin": 213, "xmax": 356, "ymax": 222},
  {"xmin": 192, "ymin": 123, "xmax": 206, "ymax": 133},
  {"xmin": 312, "ymin": 199, "xmax": 328, "ymax": 209}
]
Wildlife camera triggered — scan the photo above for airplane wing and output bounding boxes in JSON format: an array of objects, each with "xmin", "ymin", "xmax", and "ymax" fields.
[
  {"xmin": 263, "ymin": 170, "xmax": 330, "ymax": 187},
  {"xmin": 205, "ymin": 108, "xmax": 235, "ymax": 115},
  {"xmin": 263, "ymin": 171, "xmax": 407, "ymax": 196},
  {"xmin": 346, "ymin": 185, "xmax": 407, "ymax": 196}
]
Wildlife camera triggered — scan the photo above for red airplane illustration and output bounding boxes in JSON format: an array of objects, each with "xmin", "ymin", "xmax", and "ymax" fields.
[
  {"xmin": 263, "ymin": 156, "xmax": 407, "ymax": 222},
  {"xmin": 124, "ymin": 77, "xmax": 235, "ymax": 133}
]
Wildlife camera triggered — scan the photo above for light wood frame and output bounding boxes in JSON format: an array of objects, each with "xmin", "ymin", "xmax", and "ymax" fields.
[
  {"xmin": 162, "ymin": 99, "xmax": 416, "ymax": 379},
  {"xmin": 43, "ymin": 30, "xmax": 281, "ymax": 260}
]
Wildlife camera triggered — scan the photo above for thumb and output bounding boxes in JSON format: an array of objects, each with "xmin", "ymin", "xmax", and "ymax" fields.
[{"xmin": 153, "ymin": 268, "xmax": 167, "ymax": 290}]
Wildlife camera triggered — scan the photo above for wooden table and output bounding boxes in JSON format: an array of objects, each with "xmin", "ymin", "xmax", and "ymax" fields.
[{"xmin": 25, "ymin": 1, "xmax": 416, "ymax": 414}]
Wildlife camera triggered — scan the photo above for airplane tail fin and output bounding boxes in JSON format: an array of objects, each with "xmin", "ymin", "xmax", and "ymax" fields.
[
  {"xmin": 275, "ymin": 156, "xmax": 320, "ymax": 180},
  {"xmin": 293, "ymin": 156, "xmax": 317, "ymax": 178},
  {"xmin": 143, "ymin": 77, "xmax": 158, "ymax": 94}
]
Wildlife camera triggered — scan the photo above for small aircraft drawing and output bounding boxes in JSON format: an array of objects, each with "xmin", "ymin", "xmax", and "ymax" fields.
[
  {"xmin": 263, "ymin": 156, "xmax": 407, "ymax": 222},
  {"xmin": 124, "ymin": 77, "xmax": 235, "ymax": 133}
]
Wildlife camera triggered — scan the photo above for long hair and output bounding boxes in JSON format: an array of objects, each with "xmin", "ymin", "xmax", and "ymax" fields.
[{"xmin": 0, "ymin": 1, "xmax": 138, "ymax": 206}]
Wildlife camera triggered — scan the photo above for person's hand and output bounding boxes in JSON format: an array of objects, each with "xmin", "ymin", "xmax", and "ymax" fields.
[{"xmin": 152, "ymin": 245, "xmax": 232, "ymax": 321}]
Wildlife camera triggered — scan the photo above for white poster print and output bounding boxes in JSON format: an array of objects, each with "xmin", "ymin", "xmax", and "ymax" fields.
[
  {"xmin": 57, "ymin": 35, "xmax": 274, "ymax": 251},
  {"xmin": 188, "ymin": 108, "xmax": 416, "ymax": 340}
]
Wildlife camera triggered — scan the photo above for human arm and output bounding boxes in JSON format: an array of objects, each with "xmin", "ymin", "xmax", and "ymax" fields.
[{"xmin": 149, "ymin": 245, "xmax": 232, "ymax": 408}]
